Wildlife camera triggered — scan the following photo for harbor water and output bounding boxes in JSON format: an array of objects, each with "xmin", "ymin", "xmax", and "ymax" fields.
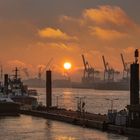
[
  {"xmin": 0, "ymin": 88, "xmax": 139, "ymax": 139},
  {"xmin": 37, "ymin": 88, "xmax": 129, "ymax": 114},
  {"xmin": 0, "ymin": 115, "xmax": 135, "ymax": 140}
]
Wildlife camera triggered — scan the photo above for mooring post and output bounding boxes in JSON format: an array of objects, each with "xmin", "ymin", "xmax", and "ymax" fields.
[
  {"xmin": 130, "ymin": 49, "xmax": 139, "ymax": 105},
  {"xmin": 46, "ymin": 70, "xmax": 52, "ymax": 108}
]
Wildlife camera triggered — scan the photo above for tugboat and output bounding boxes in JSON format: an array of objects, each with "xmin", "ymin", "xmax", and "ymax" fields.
[
  {"xmin": 0, "ymin": 88, "xmax": 20, "ymax": 116},
  {"xmin": 0, "ymin": 97, "xmax": 20, "ymax": 116},
  {"xmin": 7, "ymin": 67, "xmax": 38, "ymax": 109}
]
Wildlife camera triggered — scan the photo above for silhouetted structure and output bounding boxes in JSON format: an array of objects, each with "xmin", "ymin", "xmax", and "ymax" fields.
[
  {"xmin": 130, "ymin": 64, "xmax": 139, "ymax": 105},
  {"xmin": 4, "ymin": 74, "xmax": 8, "ymax": 94},
  {"xmin": 46, "ymin": 70, "xmax": 52, "ymax": 108},
  {"xmin": 120, "ymin": 53, "xmax": 130, "ymax": 81},
  {"xmin": 127, "ymin": 49, "xmax": 140, "ymax": 128}
]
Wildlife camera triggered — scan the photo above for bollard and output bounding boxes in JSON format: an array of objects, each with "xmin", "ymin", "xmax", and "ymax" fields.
[{"xmin": 46, "ymin": 70, "xmax": 52, "ymax": 108}]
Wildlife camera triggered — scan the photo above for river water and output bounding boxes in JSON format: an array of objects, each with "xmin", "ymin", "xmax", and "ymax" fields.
[
  {"xmin": 0, "ymin": 88, "xmax": 139, "ymax": 139},
  {"xmin": 37, "ymin": 88, "xmax": 129, "ymax": 114},
  {"xmin": 0, "ymin": 115, "xmax": 135, "ymax": 140}
]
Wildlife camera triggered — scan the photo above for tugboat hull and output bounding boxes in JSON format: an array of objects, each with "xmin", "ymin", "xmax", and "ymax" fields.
[{"xmin": 0, "ymin": 102, "xmax": 20, "ymax": 116}]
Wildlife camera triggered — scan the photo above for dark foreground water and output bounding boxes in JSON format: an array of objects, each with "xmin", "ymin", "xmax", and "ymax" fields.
[{"xmin": 0, "ymin": 115, "xmax": 139, "ymax": 140}]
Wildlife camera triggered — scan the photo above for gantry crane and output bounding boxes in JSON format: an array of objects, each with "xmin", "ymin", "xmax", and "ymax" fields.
[
  {"xmin": 120, "ymin": 53, "xmax": 130, "ymax": 80},
  {"xmin": 22, "ymin": 68, "xmax": 29, "ymax": 78},
  {"xmin": 102, "ymin": 56, "xmax": 119, "ymax": 81},
  {"xmin": 81, "ymin": 54, "xmax": 99, "ymax": 83},
  {"xmin": 38, "ymin": 58, "xmax": 53, "ymax": 79}
]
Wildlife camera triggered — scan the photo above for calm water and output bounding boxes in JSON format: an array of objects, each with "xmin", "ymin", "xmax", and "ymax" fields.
[
  {"xmin": 0, "ymin": 88, "xmax": 139, "ymax": 140},
  {"xmin": 0, "ymin": 115, "xmax": 138, "ymax": 140},
  {"xmin": 37, "ymin": 88, "xmax": 129, "ymax": 114}
]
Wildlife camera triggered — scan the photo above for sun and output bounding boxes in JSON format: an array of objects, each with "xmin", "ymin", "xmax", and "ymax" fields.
[{"xmin": 64, "ymin": 62, "xmax": 72, "ymax": 70}]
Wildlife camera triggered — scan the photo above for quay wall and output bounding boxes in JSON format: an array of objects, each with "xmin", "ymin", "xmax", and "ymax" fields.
[
  {"xmin": 20, "ymin": 110, "xmax": 104, "ymax": 130},
  {"xmin": 20, "ymin": 109, "xmax": 140, "ymax": 137},
  {"xmin": 108, "ymin": 124, "xmax": 140, "ymax": 136}
]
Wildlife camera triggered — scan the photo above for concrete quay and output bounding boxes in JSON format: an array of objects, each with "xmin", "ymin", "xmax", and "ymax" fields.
[
  {"xmin": 20, "ymin": 109, "xmax": 106, "ymax": 130},
  {"xmin": 20, "ymin": 109, "xmax": 140, "ymax": 137}
]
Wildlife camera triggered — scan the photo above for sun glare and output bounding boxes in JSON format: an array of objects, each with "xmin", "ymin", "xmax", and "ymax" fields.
[{"xmin": 64, "ymin": 62, "xmax": 72, "ymax": 70}]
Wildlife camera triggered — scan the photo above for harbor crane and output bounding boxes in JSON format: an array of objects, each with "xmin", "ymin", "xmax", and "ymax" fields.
[
  {"xmin": 102, "ymin": 56, "xmax": 119, "ymax": 81},
  {"xmin": 38, "ymin": 66, "xmax": 43, "ymax": 80},
  {"xmin": 81, "ymin": 54, "xmax": 99, "ymax": 83},
  {"xmin": 22, "ymin": 68, "xmax": 29, "ymax": 78},
  {"xmin": 38, "ymin": 58, "xmax": 53, "ymax": 79},
  {"xmin": 120, "ymin": 53, "xmax": 130, "ymax": 80}
]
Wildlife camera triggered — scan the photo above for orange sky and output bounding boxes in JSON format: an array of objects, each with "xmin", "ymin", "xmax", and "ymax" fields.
[{"xmin": 0, "ymin": 1, "xmax": 140, "ymax": 81}]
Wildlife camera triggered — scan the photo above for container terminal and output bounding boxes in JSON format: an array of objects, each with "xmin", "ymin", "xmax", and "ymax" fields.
[
  {"xmin": 53, "ymin": 53, "xmax": 131, "ymax": 90},
  {"xmin": 23, "ymin": 53, "xmax": 131, "ymax": 90}
]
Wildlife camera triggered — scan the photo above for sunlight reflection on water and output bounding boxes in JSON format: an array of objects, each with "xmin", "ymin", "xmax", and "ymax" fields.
[
  {"xmin": 37, "ymin": 88, "xmax": 129, "ymax": 114},
  {"xmin": 0, "ymin": 115, "xmax": 133, "ymax": 140}
]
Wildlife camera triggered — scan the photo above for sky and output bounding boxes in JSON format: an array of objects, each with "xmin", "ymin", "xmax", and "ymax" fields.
[{"xmin": 0, "ymin": 0, "xmax": 140, "ymax": 80}]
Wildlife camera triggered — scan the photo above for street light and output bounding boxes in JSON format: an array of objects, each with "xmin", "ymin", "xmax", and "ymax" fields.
[
  {"xmin": 105, "ymin": 98, "xmax": 119, "ymax": 112},
  {"xmin": 75, "ymin": 96, "xmax": 86, "ymax": 117},
  {"xmin": 56, "ymin": 95, "xmax": 62, "ymax": 108}
]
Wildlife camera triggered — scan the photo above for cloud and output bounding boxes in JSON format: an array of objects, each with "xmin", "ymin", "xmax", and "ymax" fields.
[
  {"xmin": 5, "ymin": 60, "xmax": 48, "ymax": 78},
  {"xmin": 89, "ymin": 27, "xmax": 128, "ymax": 40},
  {"xmin": 59, "ymin": 15, "xmax": 83, "ymax": 26},
  {"xmin": 123, "ymin": 47, "xmax": 136, "ymax": 54},
  {"xmin": 56, "ymin": 5, "xmax": 140, "ymax": 71},
  {"xmin": 38, "ymin": 27, "xmax": 78, "ymax": 41},
  {"xmin": 59, "ymin": 15, "xmax": 74, "ymax": 23},
  {"xmin": 83, "ymin": 5, "xmax": 135, "ymax": 27},
  {"xmin": 2, "ymin": 5, "xmax": 139, "ymax": 78},
  {"xmin": 58, "ymin": 5, "xmax": 138, "ymax": 43},
  {"xmin": 7, "ymin": 60, "xmax": 27, "ymax": 68}
]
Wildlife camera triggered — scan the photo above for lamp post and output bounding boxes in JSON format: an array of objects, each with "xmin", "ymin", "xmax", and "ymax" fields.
[
  {"xmin": 56, "ymin": 95, "xmax": 62, "ymax": 108},
  {"xmin": 75, "ymin": 96, "xmax": 86, "ymax": 117},
  {"xmin": 105, "ymin": 98, "xmax": 119, "ymax": 112}
]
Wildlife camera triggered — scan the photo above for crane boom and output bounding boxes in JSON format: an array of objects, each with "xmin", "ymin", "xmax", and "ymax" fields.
[
  {"xmin": 38, "ymin": 58, "xmax": 54, "ymax": 79},
  {"xmin": 82, "ymin": 54, "xmax": 87, "ymax": 71},
  {"xmin": 22, "ymin": 68, "xmax": 29, "ymax": 78},
  {"xmin": 102, "ymin": 56, "xmax": 107, "ymax": 71},
  {"xmin": 120, "ymin": 53, "xmax": 126, "ymax": 70},
  {"xmin": 42, "ymin": 58, "xmax": 53, "ymax": 75},
  {"xmin": 81, "ymin": 54, "xmax": 100, "ymax": 83}
]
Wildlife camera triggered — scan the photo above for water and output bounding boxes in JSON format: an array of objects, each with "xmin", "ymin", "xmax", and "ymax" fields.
[
  {"xmin": 0, "ymin": 115, "xmax": 138, "ymax": 140},
  {"xmin": 0, "ymin": 88, "xmax": 139, "ymax": 139},
  {"xmin": 37, "ymin": 88, "xmax": 129, "ymax": 114}
]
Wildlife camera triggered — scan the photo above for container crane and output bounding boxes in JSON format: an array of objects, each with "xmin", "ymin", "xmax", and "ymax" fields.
[
  {"xmin": 81, "ymin": 54, "xmax": 99, "ymax": 83},
  {"xmin": 38, "ymin": 66, "xmax": 43, "ymax": 80},
  {"xmin": 102, "ymin": 56, "xmax": 119, "ymax": 81},
  {"xmin": 120, "ymin": 53, "xmax": 130, "ymax": 80},
  {"xmin": 22, "ymin": 68, "xmax": 29, "ymax": 78},
  {"xmin": 38, "ymin": 58, "xmax": 53, "ymax": 80}
]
